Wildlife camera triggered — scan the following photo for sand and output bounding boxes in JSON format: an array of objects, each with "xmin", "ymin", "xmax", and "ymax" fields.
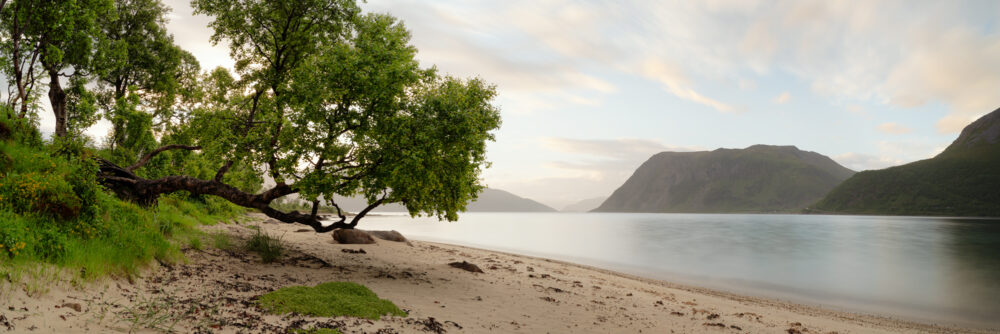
[{"xmin": 0, "ymin": 214, "xmax": 994, "ymax": 333}]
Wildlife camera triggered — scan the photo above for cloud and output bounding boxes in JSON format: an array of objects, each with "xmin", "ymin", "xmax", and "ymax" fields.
[
  {"xmin": 639, "ymin": 58, "xmax": 739, "ymax": 113},
  {"xmin": 834, "ymin": 139, "xmax": 945, "ymax": 171},
  {"xmin": 833, "ymin": 152, "xmax": 904, "ymax": 171},
  {"xmin": 772, "ymin": 91, "xmax": 791, "ymax": 104},
  {"xmin": 540, "ymin": 137, "xmax": 698, "ymax": 161},
  {"xmin": 877, "ymin": 122, "xmax": 913, "ymax": 135},
  {"xmin": 883, "ymin": 27, "xmax": 1000, "ymax": 133},
  {"xmin": 489, "ymin": 137, "xmax": 704, "ymax": 207}
]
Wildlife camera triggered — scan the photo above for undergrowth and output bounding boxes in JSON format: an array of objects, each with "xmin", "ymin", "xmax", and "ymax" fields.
[{"xmin": 0, "ymin": 112, "xmax": 246, "ymax": 292}]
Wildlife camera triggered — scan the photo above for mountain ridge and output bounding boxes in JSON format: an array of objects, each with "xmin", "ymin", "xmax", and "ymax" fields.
[
  {"xmin": 594, "ymin": 145, "xmax": 855, "ymax": 213},
  {"xmin": 813, "ymin": 107, "xmax": 1000, "ymax": 217}
]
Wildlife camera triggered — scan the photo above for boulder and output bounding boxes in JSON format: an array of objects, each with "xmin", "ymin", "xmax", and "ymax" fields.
[
  {"xmin": 448, "ymin": 261, "xmax": 484, "ymax": 273},
  {"xmin": 333, "ymin": 229, "xmax": 376, "ymax": 244},
  {"xmin": 367, "ymin": 230, "xmax": 408, "ymax": 243}
]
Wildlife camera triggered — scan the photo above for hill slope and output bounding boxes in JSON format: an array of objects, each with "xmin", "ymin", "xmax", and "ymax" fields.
[
  {"xmin": 328, "ymin": 188, "xmax": 556, "ymax": 213},
  {"xmin": 465, "ymin": 188, "xmax": 557, "ymax": 212},
  {"xmin": 594, "ymin": 145, "xmax": 855, "ymax": 213},
  {"xmin": 562, "ymin": 197, "xmax": 607, "ymax": 212},
  {"xmin": 812, "ymin": 107, "xmax": 1000, "ymax": 216}
]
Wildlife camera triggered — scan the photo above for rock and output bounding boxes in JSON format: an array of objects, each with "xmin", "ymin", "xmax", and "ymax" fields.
[
  {"xmin": 333, "ymin": 229, "xmax": 375, "ymax": 244},
  {"xmin": 295, "ymin": 229, "xmax": 313, "ymax": 233},
  {"xmin": 367, "ymin": 230, "xmax": 408, "ymax": 243},
  {"xmin": 61, "ymin": 303, "xmax": 82, "ymax": 312},
  {"xmin": 263, "ymin": 219, "xmax": 281, "ymax": 224},
  {"xmin": 341, "ymin": 248, "xmax": 366, "ymax": 254},
  {"xmin": 448, "ymin": 261, "xmax": 484, "ymax": 273}
]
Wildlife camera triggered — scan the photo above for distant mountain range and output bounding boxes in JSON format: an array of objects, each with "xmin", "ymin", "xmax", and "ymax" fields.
[
  {"xmin": 326, "ymin": 188, "xmax": 555, "ymax": 213},
  {"xmin": 561, "ymin": 197, "xmax": 607, "ymax": 212},
  {"xmin": 593, "ymin": 145, "xmax": 855, "ymax": 213},
  {"xmin": 812, "ymin": 107, "xmax": 1000, "ymax": 217}
]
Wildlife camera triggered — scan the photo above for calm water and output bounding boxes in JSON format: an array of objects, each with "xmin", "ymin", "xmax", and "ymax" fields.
[{"xmin": 354, "ymin": 213, "xmax": 1000, "ymax": 327}]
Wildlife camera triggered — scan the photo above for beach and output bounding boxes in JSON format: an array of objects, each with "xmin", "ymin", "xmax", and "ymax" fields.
[{"xmin": 0, "ymin": 214, "xmax": 991, "ymax": 334}]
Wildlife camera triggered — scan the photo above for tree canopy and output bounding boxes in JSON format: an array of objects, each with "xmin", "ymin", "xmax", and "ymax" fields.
[{"xmin": 2, "ymin": 0, "xmax": 501, "ymax": 231}]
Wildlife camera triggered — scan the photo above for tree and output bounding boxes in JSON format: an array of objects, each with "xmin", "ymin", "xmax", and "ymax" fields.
[
  {"xmin": 0, "ymin": 0, "xmax": 44, "ymax": 119},
  {"xmin": 92, "ymin": 0, "xmax": 199, "ymax": 156},
  {"xmin": 4, "ymin": 0, "xmax": 114, "ymax": 137},
  {"xmin": 98, "ymin": 0, "xmax": 501, "ymax": 232}
]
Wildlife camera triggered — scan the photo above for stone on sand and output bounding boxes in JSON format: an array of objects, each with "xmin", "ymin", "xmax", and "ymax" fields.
[
  {"xmin": 367, "ymin": 230, "xmax": 409, "ymax": 243},
  {"xmin": 333, "ymin": 229, "xmax": 376, "ymax": 244},
  {"xmin": 448, "ymin": 261, "xmax": 484, "ymax": 273}
]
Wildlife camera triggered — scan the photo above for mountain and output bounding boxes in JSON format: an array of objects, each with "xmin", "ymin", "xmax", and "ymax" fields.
[
  {"xmin": 465, "ymin": 188, "xmax": 557, "ymax": 212},
  {"xmin": 812, "ymin": 107, "xmax": 1000, "ymax": 217},
  {"xmin": 325, "ymin": 188, "xmax": 556, "ymax": 213},
  {"xmin": 562, "ymin": 197, "xmax": 607, "ymax": 212},
  {"xmin": 593, "ymin": 145, "xmax": 855, "ymax": 213}
]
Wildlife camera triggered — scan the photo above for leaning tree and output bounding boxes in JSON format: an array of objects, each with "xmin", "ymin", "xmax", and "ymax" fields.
[{"xmin": 98, "ymin": 0, "xmax": 502, "ymax": 231}]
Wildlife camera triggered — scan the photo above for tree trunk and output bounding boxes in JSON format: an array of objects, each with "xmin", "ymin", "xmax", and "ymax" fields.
[
  {"xmin": 48, "ymin": 69, "xmax": 67, "ymax": 137},
  {"xmin": 96, "ymin": 157, "xmax": 369, "ymax": 232}
]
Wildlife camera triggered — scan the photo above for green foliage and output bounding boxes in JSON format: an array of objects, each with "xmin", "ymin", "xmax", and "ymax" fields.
[
  {"xmin": 0, "ymin": 138, "xmax": 240, "ymax": 280},
  {"xmin": 187, "ymin": 1, "xmax": 501, "ymax": 224},
  {"xmin": 813, "ymin": 144, "xmax": 1000, "ymax": 217},
  {"xmin": 245, "ymin": 229, "xmax": 283, "ymax": 263},
  {"xmin": 187, "ymin": 236, "xmax": 203, "ymax": 251},
  {"xmin": 256, "ymin": 282, "xmax": 405, "ymax": 320},
  {"xmin": 0, "ymin": 108, "xmax": 42, "ymax": 147}
]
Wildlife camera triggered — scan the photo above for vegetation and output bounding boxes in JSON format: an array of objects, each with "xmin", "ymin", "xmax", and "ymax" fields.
[
  {"xmin": 256, "ymin": 281, "xmax": 406, "ymax": 320},
  {"xmin": 0, "ymin": 0, "xmax": 498, "ymax": 285},
  {"xmin": 245, "ymin": 228, "xmax": 284, "ymax": 263},
  {"xmin": 812, "ymin": 145, "xmax": 1000, "ymax": 217},
  {"xmin": 92, "ymin": 0, "xmax": 502, "ymax": 232},
  {"xmin": 813, "ymin": 108, "xmax": 1000, "ymax": 217},
  {"xmin": 0, "ymin": 110, "xmax": 243, "ymax": 284}
]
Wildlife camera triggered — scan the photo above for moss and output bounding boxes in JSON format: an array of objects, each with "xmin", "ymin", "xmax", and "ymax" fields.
[{"xmin": 256, "ymin": 282, "xmax": 406, "ymax": 320}]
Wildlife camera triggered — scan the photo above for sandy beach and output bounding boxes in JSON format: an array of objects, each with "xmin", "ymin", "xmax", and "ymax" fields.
[{"xmin": 0, "ymin": 214, "xmax": 994, "ymax": 334}]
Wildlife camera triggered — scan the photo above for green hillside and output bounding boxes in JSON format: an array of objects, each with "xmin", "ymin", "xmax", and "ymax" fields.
[
  {"xmin": 812, "ymin": 108, "xmax": 1000, "ymax": 217},
  {"xmin": 595, "ymin": 145, "xmax": 855, "ymax": 213}
]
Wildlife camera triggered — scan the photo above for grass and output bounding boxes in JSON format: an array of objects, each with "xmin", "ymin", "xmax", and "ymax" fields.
[
  {"xmin": 0, "ymin": 123, "xmax": 247, "ymax": 294},
  {"xmin": 256, "ymin": 282, "xmax": 406, "ymax": 320},
  {"xmin": 245, "ymin": 228, "xmax": 284, "ymax": 263},
  {"xmin": 119, "ymin": 293, "xmax": 185, "ymax": 332},
  {"xmin": 210, "ymin": 231, "xmax": 235, "ymax": 251}
]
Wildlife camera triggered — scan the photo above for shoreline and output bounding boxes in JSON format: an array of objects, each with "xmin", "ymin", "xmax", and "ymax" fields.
[
  {"xmin": 411, "ymin": 237, "xmax": 997, "ymax": 330},
  {"xmin": 1, "ymin": 216, "xmax": 996, "ymax": 333},
  {"xmin": 423, "ymin": 240, "xmax": 986, "ymax": 333}
]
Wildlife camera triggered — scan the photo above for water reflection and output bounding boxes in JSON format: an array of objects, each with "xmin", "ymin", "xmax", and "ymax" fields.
[{"xmin": 356, "ymin": 213, "xmax": 1000, "ymax": 327}]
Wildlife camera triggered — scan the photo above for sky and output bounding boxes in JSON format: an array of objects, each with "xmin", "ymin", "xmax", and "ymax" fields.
[{"xmin": 11, "ymin": 0, "xmax": 1000, "ymax": 209}]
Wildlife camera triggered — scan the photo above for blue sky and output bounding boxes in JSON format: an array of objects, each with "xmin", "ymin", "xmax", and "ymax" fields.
[{"xmin": 16, "ymin": 0, "xmax": 1000, "ymax": 209}]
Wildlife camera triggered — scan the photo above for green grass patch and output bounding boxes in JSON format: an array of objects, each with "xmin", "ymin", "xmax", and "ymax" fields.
[
  {"xmin": 245, "ymin": 229, "xmax": 284, "ymax": 263},
  {"xmin": 210, "ymin": 231, "xmax": 235, "ymax": 251},
  {"xmin": 256, "ymin": 282, "xmax": 406, "ymax": 320}
]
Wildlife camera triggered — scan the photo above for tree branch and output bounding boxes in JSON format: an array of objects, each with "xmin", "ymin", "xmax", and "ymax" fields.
[
  {"xmin": 349, "ymin": 197, "xmax": 386, "ymax": 227},
  {"xmin": 127, "ymin": 144, "xmax": 202, "ymax": 171}
]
